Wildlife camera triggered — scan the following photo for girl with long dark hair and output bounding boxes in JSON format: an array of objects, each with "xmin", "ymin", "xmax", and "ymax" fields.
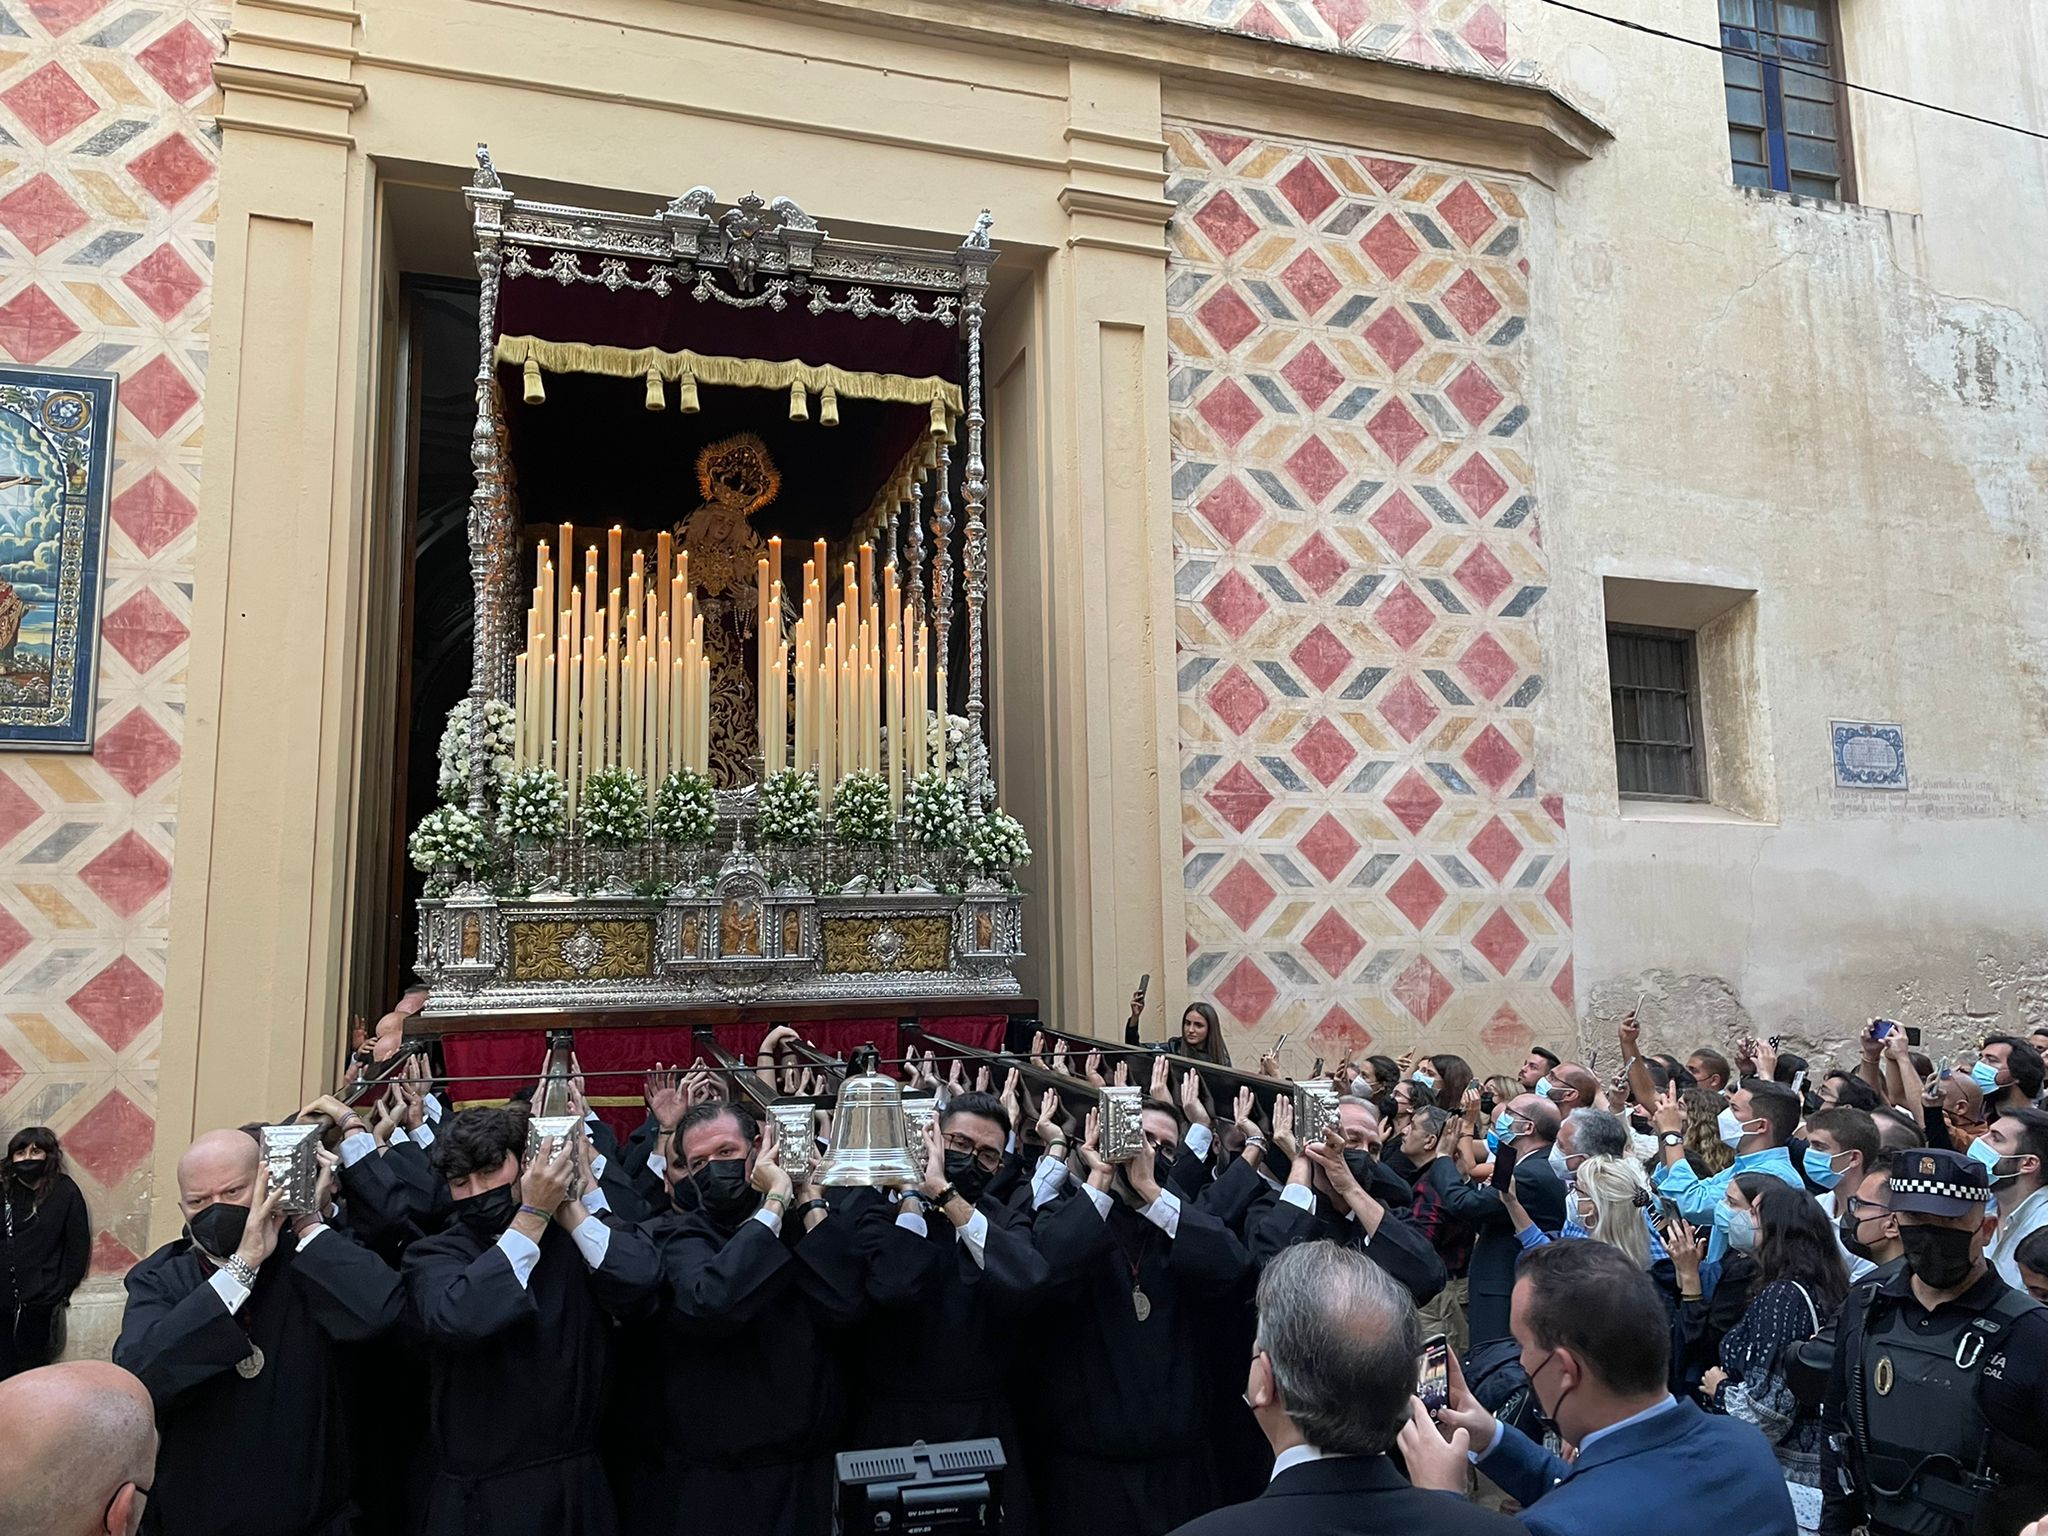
[
  {"xmin": 2, "ymin": 1126, "xmax": 91, "ymax": 1377},
  {"xmin": 1123, "ymin": 993, "xmax": 1233, "ymax": 1067}
]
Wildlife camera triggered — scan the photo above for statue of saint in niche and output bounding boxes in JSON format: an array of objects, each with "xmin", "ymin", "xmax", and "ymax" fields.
[{"xmin": 676, "ymin": 433, "xmax": 781, "ymax": 788}]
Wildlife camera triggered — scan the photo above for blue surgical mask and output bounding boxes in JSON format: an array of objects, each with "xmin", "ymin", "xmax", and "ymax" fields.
[
  {"xmin": 1412, "ymin": 1069, "xmax": 1437, "ymax": 1088},
  {"xmin": 1533, "ymin": 1075, "xmax": 1555, "ymax": 1100},
  {"xmin": 1724, "ymin": 1206, "xmax": 1757, "ymax": 1251},
  {"xmin": 1967, "ymin": 1135, "xmax": 2021, "ymax": 1185},
  {"xmin": 1970, "ymin": 1060, "xmax": 2004, "ymax": 1095},
  {"xmin": 1803, "ymin": 1146, "xmax": 1851, "ymax": 1189},
  {"xmin": 1492, "ymin": 1109, "xmax": 1518, "ymax": 1142}
]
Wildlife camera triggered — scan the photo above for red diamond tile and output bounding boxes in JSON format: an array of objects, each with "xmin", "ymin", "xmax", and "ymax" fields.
[
  {"xmin": 1376, "ymin": 582, "xmax": 1436, "ymax": 651},
  {"xmin": 1202, "ymin": 569, "xmax": 1269, "ymax": 641},
  {"xmin": 90, "ymin": 1232, "xmax": 139, "ymax": 1275},
  {"xmin": 1384, "ymin": 767, "xmax": 1443, "ymax": 836},
  {"xmin": 1193, "ymin": 189, "xmax": 1261, "ymax": 256},
  {"xmin": 138, "ymin": 20, "xmax": 219, "ymax": 105},
  {"xmin": 1445, "ymin": 364, "xmax": 1505, "ymax": 426},
  {"xmin": 1287, "ymin": 530, "xmax": 1349, "ymax": 596},
  {"xmin": 1463, "ymin": 2, "xmax": 1509, "ymax": 67},
  {"xmin": 1284, "ymin": 435, "xmax": 1347, "ymax": 505},
  {"xmin": 1472, "ymin": 908, "xmax": 1528, "ymax": 974},
  {"xmin": 1280, "ymin": 343, "xmax": 1343, "ymax": 410},
  {"xmin": 1552, "ymin": 956, "xmax": 1576, "ymax": 1010},
  {"xmin": 1392, "ymin": 954, "xmax": 1454, "ymax": 1024},
  {"xmin": 1462, "ymin": 723, "xmax": 1524, "ymax": 793},
  {"xmin": 1279, "ymin": 249, "xmax": 1341, "ymax": 316},
  {"xmin": 22, "ymin": 0, "xmax": 108, "ymax": 34},
  {"xmin": 1467, "ymin": 816, "xmax": 1523, "ymax": 883},
  {"xmin": 95, "ymin": 707, "xmax": 180, "ymax": 796},
  {"xmin": 78, "ymin": 830, "xmax": 172, "ymax": 918},
  {"xmin": 121, "ymin": 355, "xmax": 201, "ymax": 438},
  {"xmin": 1296, "ymin": 811, "xmax": 1359, "ymax": 881},
  {"xmin": 1196, "ymin": 378, "xmax": 1263, "ymax": 448},
  {"xmin": 101, "ymin": 588, "xmax": 188, "ymax": 673},
  {"xmin": 1386, "ymin": 862, "xmax": 1446, "ymax": 928},
  {"xmin": 1360, "ymin": 215, "xmax": 1420, "ymax": 279},
  {"xmin": 1458, "ymin": 632, "xmax": 1519, "ymax": 700},
  {"xmin": 1276, "ymin": 156, "xmax": 1340, "ymax": 222},
  {"xmin": 128, "ymin": 132, "xmax": 211, "ymax": 209},
  {"xmin": 1211, "ymin": 860, "xmax": 1278, "ymax": 933},
  {"xmin": 1365, "ymin": 399, "xmax": 1428, "ymax": 465},
  {"xmin": 120, "ymin": 243, "xmax": 203, "ymax": 322},
  {"xmin": 0, "ymin": 906, "xmax": 28, "ymax": 971},
  {"xmin": 0, "ymin": 173, "xmax": 88, "ymax": 256},
  {"xmin": 1360, "ymin": 157, "xmax": 1416, "ymax": 192},
  {"xmin": 1, "ymin": 62, "xmax": 98, "ymax": 145},
  {"xmin": 1215, "ymin": 956, "xmax": 1278, "ymax": 1025},
  {"xmin": 1206, "ymin": 665, "xmax": 1271, "ymax": 737},
  {"xmin": 1292, "ymin": 718, "xmax": 1356, "ymax": 787},
  {"xmin": 1197, "ymin": 476, "xmax": 1265, "ymax": 546},
  {"xmin": 1378, "ymin": 676, "xmax": 1440, "ymax": 743},
  {"xmin": 1548, "ymin": 866, "xmax": 1573, "ymax": 927},
  {"xmin": 1290, "ymin": 623, "xmax": 1353, "ymax": 692},
  {"xmin": 1312, "ymin": 1004, "xmax": 1370, "ymax": 1056},
  {"xmin": 61, "ymin": 1091, "xmax": 155, "ymax": 1185},
  {"xmin": 1196, "ymin": 129, "xmax": 1253, "ymax": 165},
  {"xmin": 1454, "ymin": 544, "xmax": 1514, "ymax": 609},
  {"xmin": 0, "ymin": 1046, "xmax": 19, "ymax": 1097},
  {"xmin": 1207, "ymin": 761, "xmax": 1273, "ymax": 832},
  {"xmin": 1303, "ymin": 908, "xmax": 1365, "ymax": 977},
  {"xmin": 1369, "ymin": 489, "xmax": 1432, "ymax": 558},
  {"xmin": 1236, "ymin": 2, "xmax": 1289, "ymax": 40},
  {"xmin": 1442, "ymin": 270, "xmax": 1503, "ymax": 335},
  {"xmin": 1450, "ymin": 455, "xmax": 1510, "ymax": 518},
  {"xmin": 1438, "ymin": 182, "xmax": 1500, "ymax": 248},
  {"xmin": 1362, "ymin": 306, "xmax": 1422, "ymax": 372},
  {"xmin": 1543, "ymin": 793, "xmax": 1566, "ymax": 829},
  {"xmin": 67, "ymin": 954, "xmax": 163, "ymax": 1049},
  {"xmin": 0, "ymin": 773, "xmax": 42, "ymax": 849},
  {"xmin": 1313, "ymin": 0, "xmax": 1368, "ymax": 39},
  {"xmin": 111, "ymin": 470, "xmax": 199, "ymax": 557},
  {"xmin": 1480, "ymin": 1002, "xmax": 1531, "ymax": 1056},
  {"xmin": 0, "ymin": 285, "xmax": 81, "ymax": 366},
  {"xmin": 1196, "ymin": 286, "xmax": 1260, "ymax": 352}
]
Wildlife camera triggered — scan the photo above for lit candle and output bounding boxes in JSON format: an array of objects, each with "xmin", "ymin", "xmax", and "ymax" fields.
[
  {"xmin": 698, "ymin": 653, "xmax": 710, "ymax": 775},
  {"xmin": 557, "ymin": 522, "xmax": 572, "ymax": 588},
  {"xmin": 607, "ymin": 526, "xmax": 622, "ymax": 612},
  {"xmin": 582, "ymin": 637, "xmax": 597, "ymax": 807},
  {"xmin": 886, "ymin": 648, "xmax": 901, "ymax": 813},
  {"xmin": 555, "ymin": 608, "xmax": 571, "ymax": 782},
  {"xmin": 584, "ymin": 547, "xmax": 599, "ymax": 652},
  {"xmin": 821, "ymin": 617, "xmax": 837, "ymax": 787},
  {"xmin": 566, "ymin": 603, "xmax": 583, "ymax": 811},
  {"xmin": 936, "ymin": 665, "xmax": 947, "ymax": 776},
  {"xmin": 513, "ymin": 659, "xmax": 528, "ymax": 773},
  {"xmin": 858, "ymin": 543, "xmax": 874, "ymax": 631},
  {"xmin": 656, "ymin": 532, "xmax": 672, "ymax": 626},
  {"xmin": 669, "ymin": 655, "xmax": 683, "ymax": 782},
  {"xmin": 605, "ymin": 599, "xmax": 620, "ymax": 770}
]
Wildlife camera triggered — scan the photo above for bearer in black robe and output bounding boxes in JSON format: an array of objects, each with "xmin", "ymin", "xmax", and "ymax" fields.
[
  {"xmin": 114, "ymin": 1128, "xmax": 401, "ymax": 1536},
  {"xmin": 850, "ymin": 1090, "xmax": 1050, "ymax": 1534},
  {"xmin": 630, "ymin": 1100, "xmax": 867, "ymax": 1536},
  {"xmin": 1026, "ymin": 1099, "xmax": 1251, "ymax": 1536},
  {"xmin": 402, "ymin": 1106, "xmax": 658, "ymax": 1535}
]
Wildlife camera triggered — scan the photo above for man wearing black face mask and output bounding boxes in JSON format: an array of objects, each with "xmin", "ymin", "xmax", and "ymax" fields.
[
  {"xmin": 848, "ymin": 1090, "xmax": 1049, "ymax": 1533},
  {"xmin": 625, "ymin": 1100, "xmax": 867, "ymax": 1536},
  {"xmin": 400, "ymin": 1107, "xmax": 658, "ymax": 1535},
  {"xmin": 114, "ymin": 1128, "xmax": 401, "ymax": 1536},
  {"xmin": 1820, "ymin": 1148, "xmax": 2048, "ymax": 1536}
]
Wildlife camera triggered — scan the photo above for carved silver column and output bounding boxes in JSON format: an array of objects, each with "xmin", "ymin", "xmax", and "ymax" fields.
[
  {"xmin": 958, "ymin": 215, "xmax": 997, "ymax": 803},
  {"xmin": 464, "ymin": 147, "xmax": 515, "ymax": 844},
  {"xmin": 905, "ymin": 472, "xmax": 925, "ymax": 625},
  {"xmin": 930, "ymin": 441, "xmax": 953, "ymax": 714}
]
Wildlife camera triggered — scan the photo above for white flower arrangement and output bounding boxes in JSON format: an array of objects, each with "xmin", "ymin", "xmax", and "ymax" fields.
[
  {"xmin": 652, "ymin": 768, "xmax": 718, "ymax": 845},
  {"xmin": 579, "ymin": 766, "xmax": 648, "ymax": 848},
  {"xmin": 965, "ymin": 806, "xmax": 1031, "ymax": 877},
  {"xmin": 436, "ymin": 697, "xmax": 518, "ymax": 803},
  {"xmin": 903, "ymin": 769, "xmax": 968, "ymax": 849},
  {"xmin": 831, "ymin": 770, "xmax": 895, "ymax": 846},
  {"xmin": 926, "ymin": 711, "xmax": 989, "ymax": 798},
  {"xmin": 496, "ymin": 766, "xmax": 566, "ymax": 844},
  {"xmin": 757, "ymin": 768, "xmax": 821, "ymax": 846},
  {"xmin": 409, "ymin": 804, "xmax": 491, "ymax": 881}
]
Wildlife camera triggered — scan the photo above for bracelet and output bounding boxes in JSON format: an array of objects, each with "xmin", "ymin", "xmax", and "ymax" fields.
[
  {"xmin": 1245, "ymin": 1135, "xmax": 1270, "ymax": 1151},
  {"xmin": 517, "ymin": 1203, "xmax": 550, "ymax": 1220},
  {"xmin": 933, "ymin": 1185, "xmax": 961, "ymax": 1208},
  {"xmin": 340, "ymin": 1115, "xmax": 366, "ymax": 1134},
  {"xmin": 791, "ymin": 1198, "xmax": 828, "ymax": 1221},
  {"xmin": 1046, "ymin": 1139, "xmax": 1070, "ymax": 1155},
  {"xmin": 764, "ymin": 1191, "xmax": 793, "ymax": 1211},
  {"xmin": 221, "ymin": 1255, "xmax": 258, "ymax": 1288}
]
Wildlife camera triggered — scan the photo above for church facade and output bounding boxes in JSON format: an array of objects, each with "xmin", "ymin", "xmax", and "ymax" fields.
[{"xmin": 2, "ymin": 0, "xmax": 2046, "ymax": 1352}]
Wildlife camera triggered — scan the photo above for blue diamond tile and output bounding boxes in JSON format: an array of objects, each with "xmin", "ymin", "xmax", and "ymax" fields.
[
  {"xmin": 1255, "ymin": 565, "xmax": 1305, "ymax": 603},
  {"xmin": 1429, "ymin": 762, "xmax": 1476, "ymax": 794},
  {"xmin": 1420, "ymin": 579, "xmax": 1469, "ymax": 615},
  {"xmin": 1255, "ymin": 661, "xmax": 1306, "ymax": 699},
  {"xmin": 1353, "ymin": 853, "xmax": 1402, "ymax": 889},
  {"xmin": 1334, "ymin": 573, "xmax": 1383, "ymax": 608},
  {"xmin": 1328, "ymin": 294, "xmax": 1375, "ymax": 329},
  {"xmin": 1410, "ymin": 213, "xmax": 1451, "ymax": 249},
  {"xmin": 1188, "ymin": 950, "xmax": 1226, "ymax": 987},
  {"xmin": 1181, "ymin": 752, "xmax": 1221, "ymax": 789},
  {"xmin": 1339, "ymin": 665, "xmax": 1389, "ymax": 700},
  {"xmin": 1184, "ymin": 852, "xmax": 1224, "ymax": 887},
  {"xmin": 1258, "ymin": 756, "xmax": 1310, "ymax": 793},
  {"xmin": 1178, "ymin": 656, "xmax": 1220, "ymax": 692},
  {"xmin": 1500, "ymin": 585, "xmax": 1548, "ymax": 618},
  {"xmin": 1410, "ymin": 302, "xmax": 1457, "ymax": 341},
  {"xmin": 1425, "ymin": 669, "xmax": 1472, "ymax": 706},
  {"xmin": 1246, "ymin": 469, "xmax": 1302, "ymax": 511},
  {"xmin": 1506, "ymin": 675, "xmax": 1543, "ymax": 709}
]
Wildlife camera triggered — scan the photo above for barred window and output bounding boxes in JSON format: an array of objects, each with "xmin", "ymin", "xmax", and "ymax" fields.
[
  {"xmin": 1721, "ymin": 0, "xmax": 1851, "ymax": 200},
  {"xmin": 1608, "ymin": 627, "xmax": 1706, "ymax": 801}
]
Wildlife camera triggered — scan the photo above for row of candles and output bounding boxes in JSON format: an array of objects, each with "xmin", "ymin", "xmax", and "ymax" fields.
[{"xmin": 510, "ymin": 524, "xmax": 948, "ymax": 817}]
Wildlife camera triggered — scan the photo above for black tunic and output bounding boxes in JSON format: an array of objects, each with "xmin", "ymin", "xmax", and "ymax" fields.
[
  {"xmin": 2, "ymin": 1173, "xmax": 90, "ymax": 1377},
  {"xmin": 1247, "ymin": 1189, "xmax": 1448, "ymax": 1304},
  {"xmin": 1025, "ymin": 1184, "xmax": 1251, "ymax": 1536},
  {"xmin": 403, "ymin": 1213, "xmax": 660, "ymax": 1536},
  {"xmin": 114, "ymin": 1226, "xmax": 402, "ymax": 1536},
  {"xmin": 627, "ymin": 1198, "xmax": 868, "ymax": 1536}
]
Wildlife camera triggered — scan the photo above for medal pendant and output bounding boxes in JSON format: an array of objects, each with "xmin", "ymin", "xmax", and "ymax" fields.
[
  {"xmin": 236, "ymin": 1344, "xmax": 265, "ymax": 1380},
  {"xmin": 1132, "ymin": 1286, "xmax": 1152, "ymax": 1322}
]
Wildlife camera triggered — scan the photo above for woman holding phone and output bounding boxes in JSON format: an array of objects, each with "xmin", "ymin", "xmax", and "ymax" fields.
[{"xmin": 1124, "ymin": 988, "xmax": 1233, "ymax": 1067}]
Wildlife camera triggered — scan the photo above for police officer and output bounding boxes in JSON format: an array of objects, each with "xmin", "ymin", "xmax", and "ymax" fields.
[{"xmin": 1820, "ymin": 1147, "xmax": 2048, "ymax": 1536}]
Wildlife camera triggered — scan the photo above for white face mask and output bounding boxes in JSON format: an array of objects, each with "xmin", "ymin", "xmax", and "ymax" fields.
[
  {"xmin": 1717, "ymin": 1106, "xmax": 1764, "ymax": 1149},
  {"xmin": 1549, "ymin": 1144, "xmax": 1573, "ymax": 1184}
]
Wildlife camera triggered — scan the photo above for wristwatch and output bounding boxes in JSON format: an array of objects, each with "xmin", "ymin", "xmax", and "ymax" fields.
[
  {"xmin": 220, "ymin": 1255, "xmax": 258, "ymax": 1289},
  {"xmin": 933, "ymin": 1185, "xmax": 962, "ymax": 1209},
  {"xmin": 790, "ymin": 1198, "xmax": 828, "ymax": 1221},
  {"xmin": 1660, "ymin": 1132, "xmax": 1684, "ymax": 1148}
]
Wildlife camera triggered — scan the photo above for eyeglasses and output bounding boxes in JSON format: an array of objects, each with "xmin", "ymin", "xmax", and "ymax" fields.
[
  {"xmin": 943, "ymin": 1132, "xmax": 1003, "ymax": 1174},
  {"xmin": 1842, "ymin": 1195, "xmax": 1889, "ymax": 1223}
]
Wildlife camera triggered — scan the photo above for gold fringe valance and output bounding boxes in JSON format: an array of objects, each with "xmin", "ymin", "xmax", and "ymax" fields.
[{"xmin": 494, "ymin": 336, "xmax": 961, "ymax": 436}]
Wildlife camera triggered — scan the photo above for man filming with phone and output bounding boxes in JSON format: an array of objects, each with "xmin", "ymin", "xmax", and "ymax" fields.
[{"xmin": 1437, "ymin": 1093, "xmax": 1565, "ymax": 1344}]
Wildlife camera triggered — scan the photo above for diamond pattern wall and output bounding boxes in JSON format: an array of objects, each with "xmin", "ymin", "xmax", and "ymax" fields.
[
  {"xmin": 1170, "ymin": 122, "xmax": 1572, "ymax": 1073},
  {"xmin": 0, "ymin": 0, "xmax": 225, "ymax": 1275},
  {"xmin": 1043, "ymin": 0, "xmax": 1525, "ymax": 79}
]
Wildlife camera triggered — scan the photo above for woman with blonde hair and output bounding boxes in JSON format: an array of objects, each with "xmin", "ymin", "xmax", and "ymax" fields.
[{"xmin": 1500, "ymin": 1152, "xmax": 1655, "ymax": 1270}]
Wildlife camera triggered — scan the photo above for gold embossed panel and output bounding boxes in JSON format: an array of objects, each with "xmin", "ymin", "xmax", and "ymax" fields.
[
  {"xmin": 822, "ymin": 916, "xmax": 950, "ymax": 974},
  {"xmin": 508, "ymin": 918, "xmax": 656, "ymax": 982}
]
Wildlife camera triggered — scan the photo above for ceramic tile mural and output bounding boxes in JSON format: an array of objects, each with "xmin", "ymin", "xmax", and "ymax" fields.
[
  {"xmin": 0, "ymin": 0, "xmax": 224, "ymax": 1272},
  {"xmin": 1047, "ymin": 0, "xmax": 1527, "ymax": 79},
  {"xmin": 1168, "ymin": 121, "xmax": 1572, "ymax": 1073}
]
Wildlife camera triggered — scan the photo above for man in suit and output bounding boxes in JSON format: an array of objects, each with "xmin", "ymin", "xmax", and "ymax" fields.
[
  {"xmin": 1437, "ymin": 1093, "xmax": 1567, "ymax": 1343},
  {"xmin": 1168, "ymin": 1240, "xmax": 1527, "ymax": 1536},
  {"xmin": 1400, "ymin": 1240, "xmax": 1796, "ymax": 1536}
]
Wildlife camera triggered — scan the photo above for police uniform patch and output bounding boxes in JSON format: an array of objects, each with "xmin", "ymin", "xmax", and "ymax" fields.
[{"xmin": 1875, "ymin": 1355, "xmax": 1894, "ymax": 1395}]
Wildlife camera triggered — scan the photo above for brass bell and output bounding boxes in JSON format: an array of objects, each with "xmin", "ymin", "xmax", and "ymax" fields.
[{"xmin": 816, "ymin": 1069, "xmax": 923, "ymax": 1188}]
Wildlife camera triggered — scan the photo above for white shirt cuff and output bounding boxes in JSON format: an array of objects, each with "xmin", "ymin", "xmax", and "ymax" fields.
[
  {"xmin": 412, "ymin": 1120, "xmax": 436, "ymax": 1149},
  {"xmin": 1142, "ymin": 1186, "xmax": 1181, "ymax": 1238},
  {"xmin": 390, "ymin": 1126, "xmax": 410, "ymax": 1145},
  {"xmin": 1471, "ymin": 1418, "xmax": 1506, "ymax": 1462},
  {"xmin": 896, "ymin": 1208, "xmax": 930, "ymax": 1237},
  {"xmin": 751, "ymin": 1203, "xmax": 784, "ymax": 1238},
  {"xmin": 960, "ymin": 1207, "xmax": 990, "ymax": 1269},
  {"xmin": 571, "ymin": 1215, "xmax": 611, "ymax": 1270},
  {"xmin": 496, "ymin": 1226, "xmax": 541, "ymax": 1288},
  {"xmin": 425, "ymin": 1093, "xmax": 444, "ymax": 1123},
  {"xmin": 1079, "ymin": 1179, "xmax": 1112, "ymax": 1219},
  {"xmin": 338, "ymin": 1131, "xmax": 376, "ymax": 1168},
  {"xmin": 580, "ymin": 1186, "xmax": 611, "ymax": 1215},
  {"xmin": 295, "ymin": 1223, "xmax": 329, "ymax": 1248},
  {"xmin": 1280, "ymin": 1182, "xmax": 1316, "ymax": 1212},
  {"xmin": 209, "ymin": 1267, "xmax": 251, "ymax": 1315},
  {"xmin": 590, "ymin": 1152, "xmax": 608, "ymax": 1182},
  {"xmin": 1185, "ymin": 1123, "xmax": 1214, "ymax": 1162},
  {"xmin": 1031, "ymin": 1154, "xmax": 1069, "ymax": 1210},
  {"xmin": 646, "ymin": 1151, "xmax": 667, "ymax": 1178}
]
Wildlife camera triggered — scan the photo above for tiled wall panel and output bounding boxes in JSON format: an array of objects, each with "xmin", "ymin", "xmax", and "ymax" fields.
[{"xmin": 1048, "ymin": 0, "xmax": 1525, "ymax": 78}]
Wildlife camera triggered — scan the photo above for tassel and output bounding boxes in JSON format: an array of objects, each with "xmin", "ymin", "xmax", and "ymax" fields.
[
  {"xmin": 644, "ymin": 367, "xmax": 665, "ymax": 412},
  {"xmin": 820, "ymin": 384, "xmax": 839, "ymax": 426},
  {"xmin": 789, "ymin": 380, "xmax": 808, "ymax": 421},
  {"xmin": 676, "ymin": 371, "xmax": 700, "ymax": 413},
  {"xmin": 928, "ymin": 398, "xmax": 947, "ymax": 437},
  {"xmin": 522, "ymin": 357, "xmax": 544, "ymax": 404}
]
